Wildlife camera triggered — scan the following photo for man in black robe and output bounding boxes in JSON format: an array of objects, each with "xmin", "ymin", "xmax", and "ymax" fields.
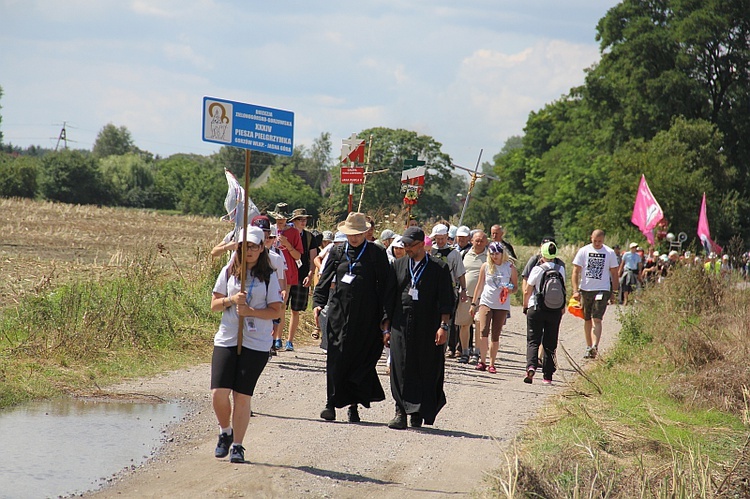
[
  {"xmin": 386, "ymin": 226, "xmax": 454, "ymax": 429},
  {"xmin": 313, "ymin": 212, "xmax": 394, "ymax": 422}
]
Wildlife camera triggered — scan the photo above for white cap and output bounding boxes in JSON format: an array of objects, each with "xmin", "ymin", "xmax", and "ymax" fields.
[
  {"xmin": 456, "ymin": 225, "xmax": 471, "ymax": 237},
  {"xmin": 239, "ymin": 226, "xmax": 265, "ymax": 245},
  {"xmin": 380, "ymin": 229, "xmax": 396, "ymax": 241},
  {"xmin": 390, "ymin": 235, "xmax": 404, "ymax": 248},
  {"xmin": 629, "ymin": 242, "xmax": 638, "ymax": 249},
  {"xmin": 448, "ymin": 225, "xmax": 458, "ymax": 239},
  {"xmin": 430, "ymin": 223, "xmax": 449, "ymax": 237}
]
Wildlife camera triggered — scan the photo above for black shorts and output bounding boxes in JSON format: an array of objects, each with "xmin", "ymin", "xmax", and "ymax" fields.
[
  {"xmin": 210, "ymin": 346, "xmax": 269, "ymax": 396},
  {"xmin": 287, "ymin": 284, "xmax": 310, "ymax": 311}
]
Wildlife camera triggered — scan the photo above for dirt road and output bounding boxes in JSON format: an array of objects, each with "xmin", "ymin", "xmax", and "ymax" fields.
[{"xmin": 90, "ymin": 305, "xmax": 619, "ymax": 498}]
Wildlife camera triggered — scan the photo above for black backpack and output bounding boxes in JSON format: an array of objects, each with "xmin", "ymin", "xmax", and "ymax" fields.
[{"xmin": 536, "ymin": 264, "xmax": 566, "ymax": 311}]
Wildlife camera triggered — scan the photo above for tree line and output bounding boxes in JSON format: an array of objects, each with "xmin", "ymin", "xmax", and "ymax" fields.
[{"xmin": 1, "ymin": 1, "xmax": 749, "ymax": 247}]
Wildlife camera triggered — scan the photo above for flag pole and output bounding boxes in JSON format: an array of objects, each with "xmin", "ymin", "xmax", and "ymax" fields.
[
  {"xmin": 237, "ymin": 149, "xmax": 252, "ymax": 355},
  {"xmin": 458, "ymin": 149, "xmax": 483, "ymax": 227}
]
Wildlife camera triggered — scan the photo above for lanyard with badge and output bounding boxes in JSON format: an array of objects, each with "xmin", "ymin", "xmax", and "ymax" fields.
[
  {"xmin": 242, "ymin": 276, "xmax": 258, "ymax": 331},
  {"xmin": 341, "ymin": 241, "xmax": 367, "ymax": 284},
  {"xmin": 408, "ymin": 257, "xmax": 427, "ymax": 301}
]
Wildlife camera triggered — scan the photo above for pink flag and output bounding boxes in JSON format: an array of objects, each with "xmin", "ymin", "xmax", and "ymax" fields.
[
  {"xmin": 697, "ymin": 192, "xmax": 722, "ymax": 255},
  {"xmin": 631, "ymin": 175, "xmax": 664, "ymax": 245}
]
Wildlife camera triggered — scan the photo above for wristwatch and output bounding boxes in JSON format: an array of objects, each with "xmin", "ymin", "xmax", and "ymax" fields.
[{"xmin": 439, "ymin": 322, "xmax": 449, "ymax": 331}]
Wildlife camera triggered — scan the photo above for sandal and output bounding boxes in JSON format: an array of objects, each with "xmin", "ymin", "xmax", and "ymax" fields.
[
  {"xmin": 488, "ymin": 365, "xmax": 497, "ymax": 374},
  {"xmin": 475, "ymin": 362, "xmax": 487, "ymax": 371}
]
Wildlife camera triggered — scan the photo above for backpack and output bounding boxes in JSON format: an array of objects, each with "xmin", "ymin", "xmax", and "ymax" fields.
[{"xmin": 535, "ymin": 264, "xmax": 566, "ymax": 311}]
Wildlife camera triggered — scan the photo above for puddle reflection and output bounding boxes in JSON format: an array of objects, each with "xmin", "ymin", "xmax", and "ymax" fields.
[{"xmin": 0, "ymin": 397, "xmax": 183, "ymax": 499}]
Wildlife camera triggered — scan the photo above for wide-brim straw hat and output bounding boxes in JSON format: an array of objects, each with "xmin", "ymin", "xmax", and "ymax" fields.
[{"xmin": 337, "ymin": 212, "xmax": 370, "ymax": 235}]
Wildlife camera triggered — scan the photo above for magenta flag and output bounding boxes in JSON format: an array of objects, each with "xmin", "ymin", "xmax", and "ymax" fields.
[
  {"xmin": 631, "ymin": 174, "xmax": 664, "ymax": 245},
  {"xmin": 697, "ymin": 192, "xmax": 722, "ymax": 255}
]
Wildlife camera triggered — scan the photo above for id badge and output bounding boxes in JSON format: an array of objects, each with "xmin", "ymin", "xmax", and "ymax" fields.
[
  {"xmin": 341, "ymin": 273, "xmax": 356, "ymax": 284},
  {"xmin": 595, "ymin": 293, "xmax": 604, "ymax": 301},
  {"xmin": 244, "ymin": 318, "xmax": 257, "ymax": 331},
  {"xmin": 408, "ymin": 287, "xmax": 419, "ymax": 300}
]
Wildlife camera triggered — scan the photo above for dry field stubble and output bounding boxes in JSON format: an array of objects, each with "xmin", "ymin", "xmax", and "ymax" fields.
[{"xmin": 0, "ymin": 198, "xmax": 226, "ymax": 308}]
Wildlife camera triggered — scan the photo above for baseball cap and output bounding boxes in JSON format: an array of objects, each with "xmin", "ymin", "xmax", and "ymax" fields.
[
  {"xmin": 238, "ymin": 226, "xmax": 265, "ymax": 245},
  {"xmin": 251, "ymin": 215, "xmax": 271, "ymax": 231},
  {"xmin": 629, "ymin": 242, "xmax": 638, "ymax": 249},
  {"xmin": 380, "ymin": 229, "xmax": 396, "ymax": 241},
  {"xmin": 429, "ymin": 224, "xmax": 448, "ymax": 237},
  {"xmin": 401, "ymin": 227, "xmax": 425, "ymax": 245},
  {"xmin": 456, "ymin": 226, "xmax": 471, "ymax": 237}
]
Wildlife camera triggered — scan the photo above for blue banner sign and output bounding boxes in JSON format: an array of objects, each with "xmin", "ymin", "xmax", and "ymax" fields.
[{"xmin": 202, "ymin": 96, "xmax": 294, "ymax": 156}]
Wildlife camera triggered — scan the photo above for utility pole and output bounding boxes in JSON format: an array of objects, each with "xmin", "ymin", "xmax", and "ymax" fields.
[{"xmin": 55, "ymin": 122, "xmax": 69, "ymax": 151}]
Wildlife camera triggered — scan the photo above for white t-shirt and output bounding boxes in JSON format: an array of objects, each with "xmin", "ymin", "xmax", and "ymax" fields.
[
  {"xmin": 572, "ymin": 243, "xmax": 618, "ymax": 291},
  {"xmin": 268, "ymin": 250, "xmax": 286, "ymax": 285},
  {"xmin": 527, "ymin": 261, "xmax": 567, "ymax": 308},
  {"xmin": 478, "ymin": 261, "xmax": 513, "ymax": 311},
  {"xmin": 212, "ymin": 264, "xmax": 283, "ymax": 351}
]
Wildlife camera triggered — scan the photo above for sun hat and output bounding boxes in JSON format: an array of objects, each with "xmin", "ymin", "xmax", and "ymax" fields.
[
  {"xmin": 289, "ymin": 208, "xmax": 313, "ymax": 221},
  {"xmin": 488, "ymin": 242, "xmax": 505, "ymax": 254},
  {"xmin": 322, "ymin": 230, "xmax": 334, "ymax": 242},
  {"xmin": 268, "ymin": 202, "xmax": 291, "ymax": 220},
  {"xmin": 430, "ymin": 224, "xmax": 449, "ymax": 238},
  {"xmin": 238, "ymin": 226, "xmax": 265, "ymax": 245},
  {"xmin": 448, "ymin": 225, "xmax": 458, "ymax": 239},
  {"xmin": 380, "ymin": 229, "xmax": 396, "ymax": 241},
  {"xmin": 541, "ymin": 241, "xmax": 558, "ymax": 260},
  {"xmin": 401, "ymin": 227, "xmax": 425, "ymax": 245},
  {"xmin": 337, "ymin": 212, "xmax": 370, "ymax": 235},
  {"xmin": 456, "ymin": 226, "xmax": 471, "ymax": 237}
]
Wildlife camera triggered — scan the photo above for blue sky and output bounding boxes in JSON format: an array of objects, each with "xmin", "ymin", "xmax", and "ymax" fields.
[{"xmin": 0, "ymin": 0, "xmax": 620, "ymax": 166}]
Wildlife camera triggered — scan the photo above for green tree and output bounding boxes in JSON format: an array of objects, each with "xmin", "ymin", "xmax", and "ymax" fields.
[
  {"xmin": 39, "ymin": 150, "xmax": 107, "ymax": 205},
  {"xmin": 99, "ymin": 153, "xmax": 155, "ymax": 207},
  {"xmin": 152, "ymin": 154, "xmax": 224, "ymax": 215},
  {"xmin": 209, "ymin": 146, "xmax": 275, "ymax": 182},
  {"xmin": 0, "ymin": 153, "xmax": 38, "ymax": 198},
  {"xmin": 92, "ymin": 124, "xmax": 137, "ymax": 159},
  {"xmin": 249, "ymin": 163, "xmax": 323, "ymax": 216},
  {"xmin": 323, "ymin": 128, "xmax": 457, "ymax": 219}
]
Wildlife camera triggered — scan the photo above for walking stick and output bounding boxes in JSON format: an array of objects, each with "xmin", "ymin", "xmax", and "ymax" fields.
[{"xmin": 237, "ymin": 149, "xmax": 252, "ymax": 355}]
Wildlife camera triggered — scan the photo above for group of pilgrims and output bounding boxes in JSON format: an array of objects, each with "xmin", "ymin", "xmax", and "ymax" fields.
[{"xmin": 207, "ymin": 206, "xmax": 573, "ymax": 464}]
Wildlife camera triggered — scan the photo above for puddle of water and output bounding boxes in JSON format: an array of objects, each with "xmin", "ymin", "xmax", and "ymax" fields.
[{"xmin": 0, "ymin": 397, "xmax": 184, "ymax": 499}]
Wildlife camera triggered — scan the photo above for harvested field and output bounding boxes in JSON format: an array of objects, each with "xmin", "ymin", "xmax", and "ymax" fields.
[{"xmin": 0, "ymin": 198, "xmax": 226, "ymax": 308}]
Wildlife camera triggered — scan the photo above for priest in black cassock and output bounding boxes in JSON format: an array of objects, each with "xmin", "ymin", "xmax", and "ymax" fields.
[
  {"xmin": 386, "ymin": 226, "xmax": 454, "ymax": 429},
  {"xmin": 313, "ymin": 212, "xmax": 394, "ymax": 423}
]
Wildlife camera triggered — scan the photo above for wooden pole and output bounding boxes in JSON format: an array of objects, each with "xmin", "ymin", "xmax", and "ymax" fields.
[
  {"xmin": 237, "ymin": 149, "xmax": 252, "ymax": 355},
  {"xmin": 357, "ymin": 134, "xmax": 374, "ymax": 212}
]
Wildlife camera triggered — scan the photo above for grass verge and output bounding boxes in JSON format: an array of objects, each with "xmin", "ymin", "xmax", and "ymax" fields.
[{"xmin": 490, "ymin": 267, "xmax": 750, "ymax": 498}]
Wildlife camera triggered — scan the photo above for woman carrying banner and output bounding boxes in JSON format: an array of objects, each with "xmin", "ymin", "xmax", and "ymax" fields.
[{"xmin": 210, "ymin": 226, "xmax": 283, "ymax": 463}]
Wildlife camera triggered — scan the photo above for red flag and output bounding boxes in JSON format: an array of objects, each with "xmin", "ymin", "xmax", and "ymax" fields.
[
  {"xmin": 697, "ymin": 192, "xmax": 722, "ymax": 254},
  {"xmin": 630, "ymin": 175, "xmax": 663, "ymax": 245}
]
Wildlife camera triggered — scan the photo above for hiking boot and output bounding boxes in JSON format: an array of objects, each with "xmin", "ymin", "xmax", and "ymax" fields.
[
  {"xmin": 409, "ymin": 413, "xmax": 423, "ymax": 428},
  {"xmin": 458, "ymin": 353, "xmax": 469, "ymax": 364},
  {"xmin": 273, "ymin": 339, "xmax": 282, "ymax": 350},
  {"xmin": 388, "ymin": 407, "xmax": 407, "ymax": 430},
  {"xmin": 320, "ymin": 406, "xmax": 336, "ymax": 421},
  {"xmin": 285, "ymin": 341, "xmax": 294, "ymax": 352},
  {"xmin": 468, "ymin": 354, "xmax": 479, "ymax": 365},
  {"xmin": 348, "ymin": 405, "xmax": 361, "ymax": 423},
  {"xmin": 229, "ymin": 444, "xmax": 245, "ymax": 463},
  {"xmin": 524, "ymin": 367, "xmax": 535, "ymax": 384},
  {"xmin": 215, "ymin": 432, "xmax": 233, "ymax": 458}
]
